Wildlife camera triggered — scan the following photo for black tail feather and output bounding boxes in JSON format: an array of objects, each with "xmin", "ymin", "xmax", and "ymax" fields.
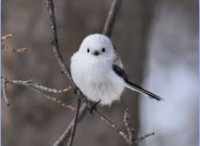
[{"xmin": 125, "ymin": 81, "xmax": 163, "ymax": 101}]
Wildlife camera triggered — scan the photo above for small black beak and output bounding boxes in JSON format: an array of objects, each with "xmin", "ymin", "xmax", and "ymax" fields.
[{"xmin": 93, "ymin": 51, "xmax": 100, "ymax": 56}]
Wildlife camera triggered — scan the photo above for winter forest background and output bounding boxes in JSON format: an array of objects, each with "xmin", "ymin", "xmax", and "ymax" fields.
[{"xmin": 1, "ymin": 0, "xmax": 199, "ymax": 146}]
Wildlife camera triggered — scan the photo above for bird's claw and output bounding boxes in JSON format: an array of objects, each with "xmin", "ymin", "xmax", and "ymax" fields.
[
  {"xmin": 88, "ymin": 100, "xmax": 101, "ymax": 114},
  {"xmin": 73, "ymin": 86, "xmax": 79, "ymax": 94}
]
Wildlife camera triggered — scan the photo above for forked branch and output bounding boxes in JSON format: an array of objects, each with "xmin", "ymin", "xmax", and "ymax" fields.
[{"xmin": 1, "ymin": 76, "xmax": 74, "ymax": 110}]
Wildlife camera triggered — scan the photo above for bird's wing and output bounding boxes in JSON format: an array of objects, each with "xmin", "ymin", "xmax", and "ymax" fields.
[
  {"xmin": 113, "ymin": 53, "xmax": 128, "ymax": 81},
  {"xmin": 112, "ymin": 53, "xmax": 163, "ymax": 101}
]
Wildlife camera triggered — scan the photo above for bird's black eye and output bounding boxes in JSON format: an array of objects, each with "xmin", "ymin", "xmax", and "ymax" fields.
[
  {"xmin": 87, "ymin": 48, "xmax": 90, "ymax": 53},
  {"xmin": 102, "ymin": 48, "xmax": 105, "ymax": 52}
]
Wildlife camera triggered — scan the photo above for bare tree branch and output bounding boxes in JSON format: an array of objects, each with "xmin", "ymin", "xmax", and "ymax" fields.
[
  {"xmin": 1, "ymin": 44, "xmax": 30, "ymax": 52},
  {"xmin": 133, "ymin": 132, "xmax": 155, "ymax": 143},
  {"xmin": 1, "ymin": 77, "xmax": 71, "ymax": 94},
  {"xmin": 2, "ymin": 78, "xmax": 10, "ymax": 106},
  {"xmin": 33, "ymin": 87, "xmax": 75, "ymax": 111},
  {"xmin": 1, "ymin": 76, "xmax": 74, "ymax": 110},
  {"xmin": 44, "ymin": 0, "xmax": 91, "ymax": 145},
  {"xmin": 124, "ymin": 108, "xmax": 134, "ymax": 144},
  {"xmin": 53, "ymin": 103, "xmax": 88, "ymax": 146},
  {"xmin": 44, "ymin": 0, "xmax": 74, "ymax": 84},
  {"xmin": 103, "ymin": 0, "xmax": 122, "ymax": 37},
  {"xmin": 95, "ymin": 109, "xmax": 130, "ymax": 143},
  {"xmin": 96, "ymin": 109, "xmax": 154, "ymax": 145},
  {"xmin": 123, "ymin": 109, "xmax": 155, "ymax": 144},
  {"xmin": 67, "ymin": 99, "xmax": 81, "ymax": 146}
]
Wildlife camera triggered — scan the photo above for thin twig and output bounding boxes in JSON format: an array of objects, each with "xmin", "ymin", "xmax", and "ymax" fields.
[
  {"xmin": 1, "ymin": 76, "xmax": 74, "ymax": 110},
  {"xmin": 13, "ymin": 47, "xmax": 30, "ymax": 53},
  {"xmin": 44, "ymin": 1, "xmax": 88, "ymax": 146},
  {"xmin": 2, "ymin": 44, "xmax": 30, "ymax": 53},
  {"xmin": 2, "ymin": 78, "xmax": 11, "ymax": 106},
  {"xmin": 44, "ymin": 0, "xmax": 74, "ymax": 84},
  {"xmin": 67, "ymin": 99, "xmax": 81, "ymax": 146},
  {"xmin": 1, "ymin": 77, "xmax": 71, "ymax": 94},
  {"xmin": 124, "ymin": 108, "xmax": 134, "ymax": 144},
  {"xmin": 95, "ymin": 109, "xmax": 130, "ymax": 143},
  {"xmin": 133, "ymin": 132, "xmax": 155, "ymax": 143},
  {"xmin": 33, "ymin": 87, "xmax": 75, "ymax": 111},
  {"xmin": 53, "ymin": 103, "xmax": 88, "ymax": 146},
  {"xmin": 1, "ymin": 34, "xmax": 12, "ymax": 41},
  {"xmin": 96, "ymin": 109, "xmax": 155, "ymax": 145},
  {"xmin": 103, "ymin": 0, "xmax": 122, "ymax": 37},
  {"xmin": 29, "ymin": 83, "xmax": 71, "ymax": 94}
]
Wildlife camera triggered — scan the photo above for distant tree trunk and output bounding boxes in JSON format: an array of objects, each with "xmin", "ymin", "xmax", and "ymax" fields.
[{"xmin": 139, "ymin": 0, "xmax": 198, "ymax": 146}]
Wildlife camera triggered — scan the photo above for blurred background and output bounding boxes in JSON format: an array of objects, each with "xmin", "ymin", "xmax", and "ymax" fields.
[{"xmin": 1, "ymin": 0, "xmax": 198, "ymax": 146}]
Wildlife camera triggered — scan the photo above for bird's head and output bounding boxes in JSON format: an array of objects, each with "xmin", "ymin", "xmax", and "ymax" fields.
[{"xmin": 79, "ymin": 34, "xmax": 115, "ymax": 59}]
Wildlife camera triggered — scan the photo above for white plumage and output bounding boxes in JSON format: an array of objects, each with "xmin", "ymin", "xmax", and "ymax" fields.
[
  {"xmin": 70, "ymin": 34, "xmax": 162, "ymax": 106},
  {"xmin": 70, "ymin": 34, "xmax": 125, "ymax": 105}
]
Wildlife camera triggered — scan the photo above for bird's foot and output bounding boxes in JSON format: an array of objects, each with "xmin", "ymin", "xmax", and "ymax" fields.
[
  {"xmin": 88, "ymin": 100, "xmax": 101, "ymax": 114},
  {"xmin": 73, "ymin": 86, "xmax": 80, "ymax": 94}
]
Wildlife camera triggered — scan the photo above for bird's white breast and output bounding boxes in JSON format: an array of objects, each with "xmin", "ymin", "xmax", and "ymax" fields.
[{"xmin": 70, "ymin": 52, "xmax": 125, "ymax": 106}]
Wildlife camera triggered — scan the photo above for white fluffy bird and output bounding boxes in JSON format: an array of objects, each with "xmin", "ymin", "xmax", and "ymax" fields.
[{"xmin": 70, "ymin": 34, "xmax": 162, "ymax": 106}]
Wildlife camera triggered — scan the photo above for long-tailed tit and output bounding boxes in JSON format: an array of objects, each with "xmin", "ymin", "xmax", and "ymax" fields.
[{"xmin": 70, "ymin": 34, "xmax": 162, "ymax": 106}]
